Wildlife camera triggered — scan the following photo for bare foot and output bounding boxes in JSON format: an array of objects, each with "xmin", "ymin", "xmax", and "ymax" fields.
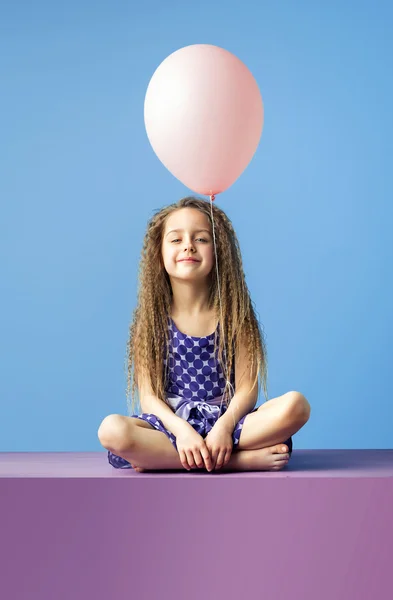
[
  {"xmin": 130, "ymin": 443, "xmax": 290, "ymax": 473},
  {"xmin": 131, "ymin": 464, "xmax": 145, "ymax": 473},
  {"xmin": 248, "ymin": 443, "xmax": 291, "ymax": 471}
]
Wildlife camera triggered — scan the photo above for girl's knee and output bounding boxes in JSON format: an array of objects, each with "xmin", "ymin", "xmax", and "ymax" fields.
[{"xmin": 98, "ymin": 414, "xmax": 132, "ymax": 450}]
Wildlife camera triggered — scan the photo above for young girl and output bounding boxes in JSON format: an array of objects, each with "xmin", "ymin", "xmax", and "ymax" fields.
[{"xmin": 98, "ymin": 196, "xmax": 310, "ymax": 472}]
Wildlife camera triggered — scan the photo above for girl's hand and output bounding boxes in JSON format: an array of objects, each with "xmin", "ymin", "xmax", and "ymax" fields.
[
  {"xmin": 205, "ymin": 422, "xmax": 233, "ymax": 470},
  {"xmin": 176, "ymin": 423, "xmax": 213, "ymax": 472}
]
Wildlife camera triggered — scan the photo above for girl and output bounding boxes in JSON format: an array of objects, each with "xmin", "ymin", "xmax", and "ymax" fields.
[{"xmin": 98, "ymin": 196, "xmax": 311, "ymax": 472}]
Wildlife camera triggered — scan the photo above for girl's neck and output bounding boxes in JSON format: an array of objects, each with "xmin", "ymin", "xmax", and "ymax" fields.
[
  {"xmin": 170, "ymin": 307, "xmax": 218, "ymax": 338},
  {"xmin": 170, "ymin": 300, "xmax": 212, "ymax": 318}
]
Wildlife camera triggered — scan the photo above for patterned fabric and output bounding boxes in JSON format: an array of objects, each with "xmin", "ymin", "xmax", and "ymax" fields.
[
  {"xmin": 107, "ymin": 316, "xmax": 292, "ymax": 469},
  {"xmin": 164, "ymin": 316, "xmax": 235, "ymax": 404}
]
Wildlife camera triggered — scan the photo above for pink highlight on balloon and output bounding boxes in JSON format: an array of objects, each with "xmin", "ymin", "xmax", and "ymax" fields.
[{"xmin": 144, "ymin": 44, "xmax": 264, "ymax": 196}]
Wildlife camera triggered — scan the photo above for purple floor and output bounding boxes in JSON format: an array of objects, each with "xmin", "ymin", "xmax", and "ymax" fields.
[
  {"xmin": 1, "ymin": 449, "xmax": 392, "ymax": 477},
  {"xmin": 1, "ymin": 450, "xmax": 393, "ymax": 600}
]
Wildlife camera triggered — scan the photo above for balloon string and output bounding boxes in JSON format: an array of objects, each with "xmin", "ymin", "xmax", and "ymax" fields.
[{"xmin": 208, "ymin": 194, "xmax": 236, "ymax": 429}]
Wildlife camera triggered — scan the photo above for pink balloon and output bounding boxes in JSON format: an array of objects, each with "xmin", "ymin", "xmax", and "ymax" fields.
[{"xmin": 144, "ymin": 44, "xmax": 264, "ymax": 196}]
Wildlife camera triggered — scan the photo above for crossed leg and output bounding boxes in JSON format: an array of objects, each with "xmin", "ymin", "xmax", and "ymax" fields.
[
  {"xmin": 236, "ymin": 391, "xmax": 310, "ymax": 451},
  {"xmin": 98, "ymin": 391, "xmax": 310, "ymax": 472}
]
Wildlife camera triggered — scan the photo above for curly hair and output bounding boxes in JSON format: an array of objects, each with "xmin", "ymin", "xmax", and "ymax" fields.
[{"xmin": 124, "ymin": 195, "xmax": 269, "ymax": 416}]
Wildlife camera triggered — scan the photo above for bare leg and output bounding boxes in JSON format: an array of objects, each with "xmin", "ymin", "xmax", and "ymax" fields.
[
  {"xmin": 99, "ymin": 418, "xmax": 290, "ymax": 473},
  {"xmin": 236, "ymin": 391, "xmax": 310, "ymax": 451}
]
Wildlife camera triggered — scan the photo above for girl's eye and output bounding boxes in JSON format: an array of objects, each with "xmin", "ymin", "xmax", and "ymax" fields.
[{"xmin": 171, "ymin": 238, "xmax": 207, "ymax": 243}]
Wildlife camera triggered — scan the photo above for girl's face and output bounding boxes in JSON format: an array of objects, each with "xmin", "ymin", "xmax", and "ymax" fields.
[{"xmin": 161, "ymin": 208, "xmax": 215, "ymax": 282}]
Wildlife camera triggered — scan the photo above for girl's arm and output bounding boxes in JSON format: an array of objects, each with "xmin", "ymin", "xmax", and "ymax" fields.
[
  {"xmin": 216, "ymin": 389, "xmax": 258, "ymax": 432},
  {"xmin": 216, "ymin": 335, "xmax": 258, "ymax": 431},
  {"xmin": 142, "ymin": 394, "xmax": 190, "ymax": 436},
  {"xmin": 138, "ymin": 371, "xmax": 190, "ymax": 436}
]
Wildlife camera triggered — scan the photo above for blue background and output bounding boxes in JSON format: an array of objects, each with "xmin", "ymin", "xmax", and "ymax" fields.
[{"xmin": 1, "ymin": 0, "xmax": 392, "ymax": 452}]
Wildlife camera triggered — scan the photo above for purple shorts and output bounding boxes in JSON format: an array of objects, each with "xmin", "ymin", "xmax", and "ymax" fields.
[{"xmin": 107, "ymin": 405, "xmax": 293, "ymax": 469}]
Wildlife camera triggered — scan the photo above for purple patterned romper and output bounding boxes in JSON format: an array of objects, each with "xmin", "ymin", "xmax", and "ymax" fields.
[{"xmin": 108, "ymin": 316, "xmax": 292, "ymax": 469}]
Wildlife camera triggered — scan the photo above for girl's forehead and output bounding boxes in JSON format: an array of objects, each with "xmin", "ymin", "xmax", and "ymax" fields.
[{"xmin": 164, "ymin": 209, "xmax": 210, "ymax": 231}]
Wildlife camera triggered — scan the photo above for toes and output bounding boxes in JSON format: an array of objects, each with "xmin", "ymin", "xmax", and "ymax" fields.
[
  {"xmin": 273, "ymin": 457, "xmax": 289, "ymax": 470},
  {"xmin": 272, "ymin": 461, "xmax": 288, "ymax": 471},
  {"xmin": 131, "ymin": 464, "xmax": 144, "ymax": 472},
  {"xmin": 273, "ymin": 444, "xmax": 289, "ymax": 456}
]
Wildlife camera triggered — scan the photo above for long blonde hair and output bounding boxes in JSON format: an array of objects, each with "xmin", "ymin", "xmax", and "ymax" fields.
[{"xmin": 125, "ymin": 196, "xmax": 269, "ymax": 416}]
